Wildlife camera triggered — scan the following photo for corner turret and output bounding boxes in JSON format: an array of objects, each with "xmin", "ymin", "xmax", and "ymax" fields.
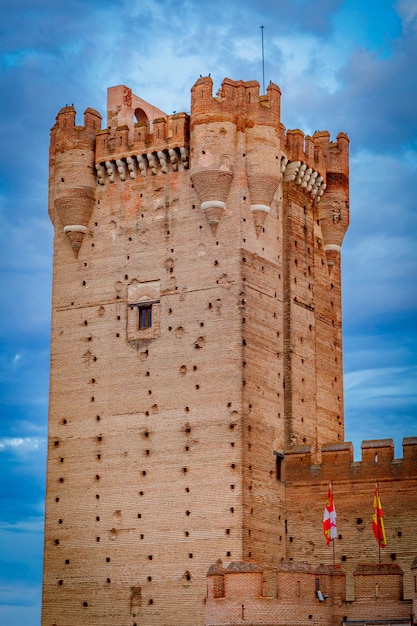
[
  {"xmin": 190, "ymin": 77, "xmax": 236, "ymax": 233},
  {"xmin": 244, "ymin": 81, "xmax": 283, "ymax": 236},
  {"xmin": 49, "ymin": 105, "xmax": 101, "ymax": 256},
  {"xmin": 190, "ymin": 77, "xmax": 284, "ymax": 234},
  {"xmin": 313, "ymin": 131, "xmax": 350, "ymax": 269}
]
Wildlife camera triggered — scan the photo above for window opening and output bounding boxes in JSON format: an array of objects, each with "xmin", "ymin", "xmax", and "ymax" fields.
[
  {"xmin": 128, "ymin": 298, "xmax": 159, "ymax": 333},
  {"xmin": 274, "ymin": 451, "xmax": 284, "ymax": 481},
  {"xmin": 139, "ymin": 304, "xmax": 152, "ymax": 329}
]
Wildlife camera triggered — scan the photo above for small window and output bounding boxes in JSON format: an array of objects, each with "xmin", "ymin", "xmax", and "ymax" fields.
[
  {"xmin": 127, "ymin": 280, "xmax": 160, "ymax": 342},
  {"xmin": 139, "ymin": 304, "xmax": 153, "ymax": 329}
]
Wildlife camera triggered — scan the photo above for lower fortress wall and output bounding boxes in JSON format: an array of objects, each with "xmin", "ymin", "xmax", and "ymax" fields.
[
  {"xmin": 284, "ymin": 438, "xmax": 417, "ymax": 600},
  {"xmin": 206, "ymin": 561, "xmax": 414, "ymax": 625},
  {"xmin": 206, "ymin": 438, "xmax": 417, "ymax": 626}
]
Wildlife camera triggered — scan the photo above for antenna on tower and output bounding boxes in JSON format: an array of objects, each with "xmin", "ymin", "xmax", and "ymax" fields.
[{"xmin": 260, "ymin": 25, "xmax": 265, "ymax": 94}]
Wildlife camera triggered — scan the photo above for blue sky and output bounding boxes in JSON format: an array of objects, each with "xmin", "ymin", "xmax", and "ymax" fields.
[{"xmin": 0, "ymin": 0, "xmax": 416, "ymax": 623}]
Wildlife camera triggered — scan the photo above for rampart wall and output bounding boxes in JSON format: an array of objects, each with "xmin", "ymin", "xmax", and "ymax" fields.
[
  {"xmin": 284, "ymin": 438, "xmax": 417, "ymax": 599},
  {"xmin": 206, "ymin": 560, "xmax": 414, "ymax": 626}
]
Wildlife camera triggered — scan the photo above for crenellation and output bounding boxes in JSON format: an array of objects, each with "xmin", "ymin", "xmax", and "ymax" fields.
[
  {"xmin": 321, "ymin": 442, "xmax": 354, "ymax": 467},
  {"xmin": 330, "ymin": 132, "xmax": 350, "ymax": 174},
  {"xmin": 285, "ymin": 129, "xmax": 306, "ymax": 163},
  {"xmin": 54, "ymin": 104, "xmax": 76, "ymax": 129},
  {"xmin": 361, "ymin": 439, "xmax": 395, "ymax": 465},
  {"xmin": 403, "ymin": 436, "xmax": 417, "ymax": 464},
  {"xmin": 52, "ymin": 105, "xmax": 102, "ymax": 141},
  {"xmin": 152, "ymin": 116, "xmax": 166, "ymax": 142},
  {"xmin": 84, "ymin": 107, "xmax": 102, "ymax": 131},
  {"xmin": 206, "ymin": 560, "xmax": 413, "ymax": 625},
  {"xmin": 284, "ymin": 439, "xmax": 417, "ymax": 481},
  {"xmin": 191, "ymin": 77, "xmax": 281, "ymax": 131},
  {"xmin": 134, "ymin": 119, "xmax": 150, "ymax": 143},
  {"xmin": 304, "ymin": 134, "xmax": 326, "ymax": 172},
  {"xmin": 94, "ymin": 105, "xmax": 190, "ymax": 181}
]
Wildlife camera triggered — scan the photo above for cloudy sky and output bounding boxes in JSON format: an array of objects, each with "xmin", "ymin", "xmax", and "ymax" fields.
[{"xmin": 0, "ymin": 0, "xmax": 416, "ymax": 623}]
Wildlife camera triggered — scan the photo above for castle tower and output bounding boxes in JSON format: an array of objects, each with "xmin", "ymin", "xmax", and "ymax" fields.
[{"xmin": 42, "ymin": 78, "xmax": 349, "ymax": 625}]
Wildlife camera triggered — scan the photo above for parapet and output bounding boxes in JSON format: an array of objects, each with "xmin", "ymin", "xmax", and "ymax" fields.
[
  {"xmin": 284, "ymin": 438, "xmax": 417, "ymax": 482},
  {"xmin": 276, "ymin": 560, "xmax": 315, "ymax": 573},
  {"xmin": 353, "ymin": 563, "xmax": 404, "ymax": 601},
  {"xmin": 49, "ymin": 76, "xmax": 350, "ymax": 254},
  {"xmin": 206, "ymin": 560, "xmax": 413, "ymax": 624},
  {"xmin": 225, "ymin": 561, "xmax": 264, "ymax": 574},
  {"xmin": 354, "ymin": 563, "xmax": 403, "ymax": 576},
  {"xmin": 94, "ymin": 85, "xmax": 190, "ymax": 180},
  {"xmin": 312, "ymin": 130, "xmax": 349, "ymax": 176},
  {"xmin": 191, "ymin": 76, "xmax": 282, "ymax": 130},
  {"xmin": 50, "ymin": 105, "xmax": 102, "ymax": 150},
  {"xmin": 52, "ymin": 105, "xmax": 101, "ymax": 132},
  {"xmin": 361, "ymin": 439, "xmax": 395, "ymax": 464}
]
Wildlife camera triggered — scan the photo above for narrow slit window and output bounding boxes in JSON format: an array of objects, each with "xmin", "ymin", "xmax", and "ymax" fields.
[{"xmin": 274, "ymin": 451, "xmax": 284, "ymax": 481}]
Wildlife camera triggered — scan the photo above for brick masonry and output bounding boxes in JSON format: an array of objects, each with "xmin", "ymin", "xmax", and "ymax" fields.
[{"xmin": 42, "ymin": 76, "xmax": 416, "ymax": 626}]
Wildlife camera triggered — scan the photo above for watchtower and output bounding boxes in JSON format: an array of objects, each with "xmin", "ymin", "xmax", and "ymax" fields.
[{"xmin": 43, "ymin": 77, "xmax": 349, "ymax": 625}]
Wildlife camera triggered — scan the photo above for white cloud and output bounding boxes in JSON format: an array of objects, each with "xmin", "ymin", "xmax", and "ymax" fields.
[
  {"xmin": 396, "ymin": 0, "xmax": 417, "ymax": 27},
  {"xmin": 0, "ymin": 517, "xmax": 44, "ymax": 534},
  {"xmin": 345, "ymin": 366, "xmax": 417, "ymax": 406},
  {"xmin": 0, "ymin": 438, "xmax": 43, "ymax": 453}
]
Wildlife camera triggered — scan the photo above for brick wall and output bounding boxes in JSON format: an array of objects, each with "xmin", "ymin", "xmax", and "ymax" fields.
[
  {"xmin": 206, "ymin": 561, "xmax": 413, "ymax": 625},
  {"xmin": 284, "ymin": 439, "xmax": 417, "ymax": 599}
]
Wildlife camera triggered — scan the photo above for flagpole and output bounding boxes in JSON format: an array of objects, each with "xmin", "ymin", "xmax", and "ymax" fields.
[
  {"xmin": 323, "ymin": 482, "xmax": 337, "ymax": 565},
  {"xmin": 377, "ymin": 481, "xmax": 381, "ymax": 564},
  {"xmin": 331, "ymin": 481, "xmax": 335, "ymax": 566},
  {"xmin": 260, "ymin": 25, "xmax": 265, "ymax": 94},
  {"xmin": 373, "ymin": 480, "xmax": 387, "ymax": 563}
]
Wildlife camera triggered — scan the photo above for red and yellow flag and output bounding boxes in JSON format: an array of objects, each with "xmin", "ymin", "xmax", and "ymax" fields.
[
  {"xmin": 323, "ymin": 484, "xmax": 337, "ymax": 546},
  {"xmin": 372, "ymin": 484, "xmax": 387, "ymax": 548}
]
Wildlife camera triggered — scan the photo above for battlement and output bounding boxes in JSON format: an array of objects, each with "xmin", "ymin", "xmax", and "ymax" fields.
[
  {"xmin": 206, "ymin": 560, "xmax": 412, "ymax": 625},
  {"xmin": 284, "ymin": 438, "xmax": 417, "ymax": 482},
  {"xmin": 49, "ymin": 79, "xmax": 348, "ymax": 228},
  {"xmin": 312, "ymin": 130, "xmax": 349, "ymax": 176},
  {"xmin": 92, "ymin": 84, "xmax": 190, "ymax": 179},
  {"xmin": 190, "ymin": 76, "xmax": 282, "ymax": 130},
  {"xmin": 51, "ymin": 105, "xmax": 102, "ymax": 144},
  {"xmin": 95, "ymin": 113, "xmax": 190, "ymax": 169}
]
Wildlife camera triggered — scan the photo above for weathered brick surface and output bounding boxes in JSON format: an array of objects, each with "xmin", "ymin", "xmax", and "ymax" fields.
[{"xmin": 42, "ymin": 76, "xmax": 415, "ymax": 626}]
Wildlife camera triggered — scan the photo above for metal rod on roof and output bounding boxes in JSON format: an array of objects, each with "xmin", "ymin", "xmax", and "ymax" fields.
[{"xmin": 261, "ymin": 25, "xmax": 265, "ymax": 94}]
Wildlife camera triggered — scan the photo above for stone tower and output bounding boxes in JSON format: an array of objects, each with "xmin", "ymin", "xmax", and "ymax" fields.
[{"xmin": 42, "ymin": 76, "xmax": 349, "ymax": 625}]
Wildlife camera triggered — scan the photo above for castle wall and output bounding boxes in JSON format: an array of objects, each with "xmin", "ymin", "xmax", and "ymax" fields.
[
  {"xmin": 206, "ymin": 561, "xmax": 413, "ymax": 626},
  {"xmin": 284, "ymin": 438, "xmax": 417, "ymax": 599}
]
